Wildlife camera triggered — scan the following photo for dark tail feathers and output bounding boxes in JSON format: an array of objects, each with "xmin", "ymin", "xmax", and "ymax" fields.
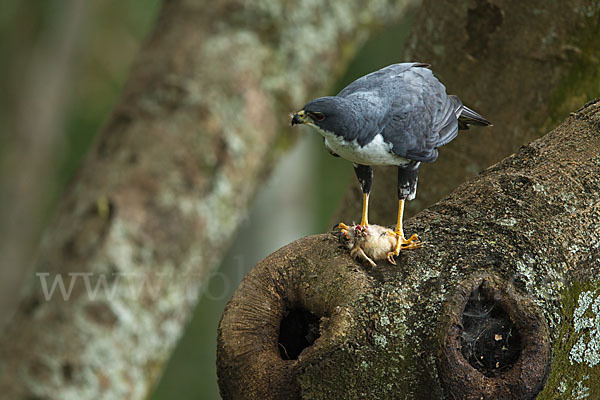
[{"xmin": 449, "ymin": 95, "xmax": 492, "ymax": 130}]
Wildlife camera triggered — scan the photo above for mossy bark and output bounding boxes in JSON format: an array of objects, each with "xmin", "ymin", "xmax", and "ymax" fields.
[
  {"xmin": 334, "ymin": 0, "xmax": 600, "ymax": 228},
  {"xmin": 217, "ymin": 99, "xmax": 600, "ymax": 399},
  {"xmin": 0, "ymin": 0, "xmax": 412, "ymax": 398}
]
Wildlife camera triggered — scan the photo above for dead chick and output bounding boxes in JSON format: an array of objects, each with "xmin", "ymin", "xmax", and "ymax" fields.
[{"xmin": 334, "ymin": 223, "xmax": 421, "ymax": 267}]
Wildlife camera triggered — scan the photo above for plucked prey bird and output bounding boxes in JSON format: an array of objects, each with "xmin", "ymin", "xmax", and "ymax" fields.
[{"xmin": 291, "ymin": 63, "xmax": 491, "ymax": 258}]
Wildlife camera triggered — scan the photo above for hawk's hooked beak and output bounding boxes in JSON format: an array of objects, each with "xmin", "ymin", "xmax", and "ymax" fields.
[{"xmin": 291, "ymin": 110, "xmax": 307, "ymax": 126}]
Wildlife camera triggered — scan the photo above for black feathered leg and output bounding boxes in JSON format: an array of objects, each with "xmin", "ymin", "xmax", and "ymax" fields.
[
  {"xmin": 393, "ymin": 164, "xmax": 423, "ymax": 253},
  {"xmin": 353, "ymin": 164, "xmax": 373, "ymax": 227},
  {"xmin": 397, "ymin": 163, "xmax": 419, "ymax": 202}
]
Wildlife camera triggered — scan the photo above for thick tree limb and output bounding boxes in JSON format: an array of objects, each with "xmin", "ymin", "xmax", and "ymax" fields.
[
  {"xmin": 217, "ymin": 99, "xmax": 600, "ymax": 399},
  {"xmin": 0, "ymin": 0, "xmax": 414, "ymax": 398},
  {"xmin": 335, "ymin": 0, "xmax": 600, "ymax": 227}
]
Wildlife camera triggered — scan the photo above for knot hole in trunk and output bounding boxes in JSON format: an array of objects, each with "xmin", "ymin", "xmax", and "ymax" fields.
[
  {"xmin": 278, "ymin": 307, "xmax": 321, "ymax": 360},
  {"xmin": 438, "ymin": 273, "xmax": 551, "ymax": 400}
]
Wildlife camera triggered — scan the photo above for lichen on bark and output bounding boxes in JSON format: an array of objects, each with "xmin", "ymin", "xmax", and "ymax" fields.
[{"xmin": 538, "ymin": 282, "xmax": 600, "ymax": 399}]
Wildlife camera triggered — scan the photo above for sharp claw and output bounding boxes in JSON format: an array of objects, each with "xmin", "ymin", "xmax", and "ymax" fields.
[
  {"xmin": 387, "ymin": 252, "xmax": 397, "ymax": 265},
  {"xmin": 405, "ymin": 233, "xmax": 420, "ymax": 242},
  {"xmin": 334, "ymin": 222, "xmax": 353, "ymax": 240},
  {"xmin": 393, "ymin": 231, "xmax": 423, "ymax": 253},
  {"xmin": 400, "ymin": 241, "xmax": 423, "ymax": 250},
  {"xmin": 400, "ymin": 238, "xmax": 422, "ymax": 246},
  {"xmin": 336, "ymin": 222, "xmax": 351, "ymax": 230}
]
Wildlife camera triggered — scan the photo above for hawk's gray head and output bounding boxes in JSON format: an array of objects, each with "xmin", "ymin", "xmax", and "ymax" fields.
[{"xmin": 291, "ymin": 96, "xmax": 356, "ymax": 138}]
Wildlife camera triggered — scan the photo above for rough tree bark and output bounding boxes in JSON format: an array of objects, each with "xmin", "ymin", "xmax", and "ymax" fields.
[
  {"xmin": 0, "ymin": 0, "xmax": 414, "ymax": 398},
  {"xmin": 217, "ymin": 99, "xmax": 600, "ymax": 399},
  {"xmin": 335, "ymin": 0, "xmax": 600, "ymax": 227}
]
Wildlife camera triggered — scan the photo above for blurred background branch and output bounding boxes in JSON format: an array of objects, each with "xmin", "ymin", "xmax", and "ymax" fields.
[
  {"xmin": 0, "ymin": 0, "xmax": 90, "ymax": 329},
  {"xmin": 0, "ymin": 0, "xmax": 161, "ymax": 328}
]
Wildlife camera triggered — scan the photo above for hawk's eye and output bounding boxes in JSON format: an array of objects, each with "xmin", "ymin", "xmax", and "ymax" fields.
[{"xmin": 310, "ymin": 112, "xmax": 325, "ymax": 121}]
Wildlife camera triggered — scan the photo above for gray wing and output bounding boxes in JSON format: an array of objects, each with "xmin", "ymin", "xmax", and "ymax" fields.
[
  {"xmin": 333, "ymin": 63, "xmax": 433, "ymax": 148},
  {"xmin": 337, "ymin": 63, "xmax": 430, "ymax": 98},
  {"xmin": 378, "ymin": 66, "xmax": 460, "ymax": 163}
]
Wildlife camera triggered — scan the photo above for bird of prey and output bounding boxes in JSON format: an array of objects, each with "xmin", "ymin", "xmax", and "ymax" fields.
[{"xmin": 291, "ymin": 63, "xmax": 491, "ymax": 259}]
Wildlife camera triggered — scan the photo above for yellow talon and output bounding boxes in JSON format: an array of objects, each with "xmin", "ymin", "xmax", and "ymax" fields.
[
  {"xmin": 387, "ymin": 251, "xmax": 397, "ymax": 265},
  {"xmin": 392, "ymin": 232, "xmax": 423, "ymax": 255},
  {"xmin": 337, "ymin": 222, "xmax": 351, "ymax": 230},
  {"xmin": 392, "ymin": 199, "xmax": 423, "ymax": 255}
]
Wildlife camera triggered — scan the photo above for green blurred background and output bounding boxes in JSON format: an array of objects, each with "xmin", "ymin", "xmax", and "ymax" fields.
[{"xmin": 0, "ymin": 1, "xmax": 412, "ymax": 398}]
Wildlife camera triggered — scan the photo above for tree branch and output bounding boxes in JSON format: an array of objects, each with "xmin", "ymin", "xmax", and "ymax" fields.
[
  {"xmin": 0, "ymin": 0, "xmax": 413, "ymax": 398},
  {"xmin": 217, "ymin": 99, "xmax": 600, "ymax": 399}
]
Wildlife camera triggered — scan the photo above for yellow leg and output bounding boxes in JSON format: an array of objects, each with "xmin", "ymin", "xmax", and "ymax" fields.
[
  {"xmin": 393, "ymin": 199, "xmax": 422, "ymax": 254},
  {"xmin": 360, "ymin": 193, "xmax": 369, "ymax": 227},
  {"xmin": 395, "ymin": 199, "xmax": 405, "ymax": 236}
]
